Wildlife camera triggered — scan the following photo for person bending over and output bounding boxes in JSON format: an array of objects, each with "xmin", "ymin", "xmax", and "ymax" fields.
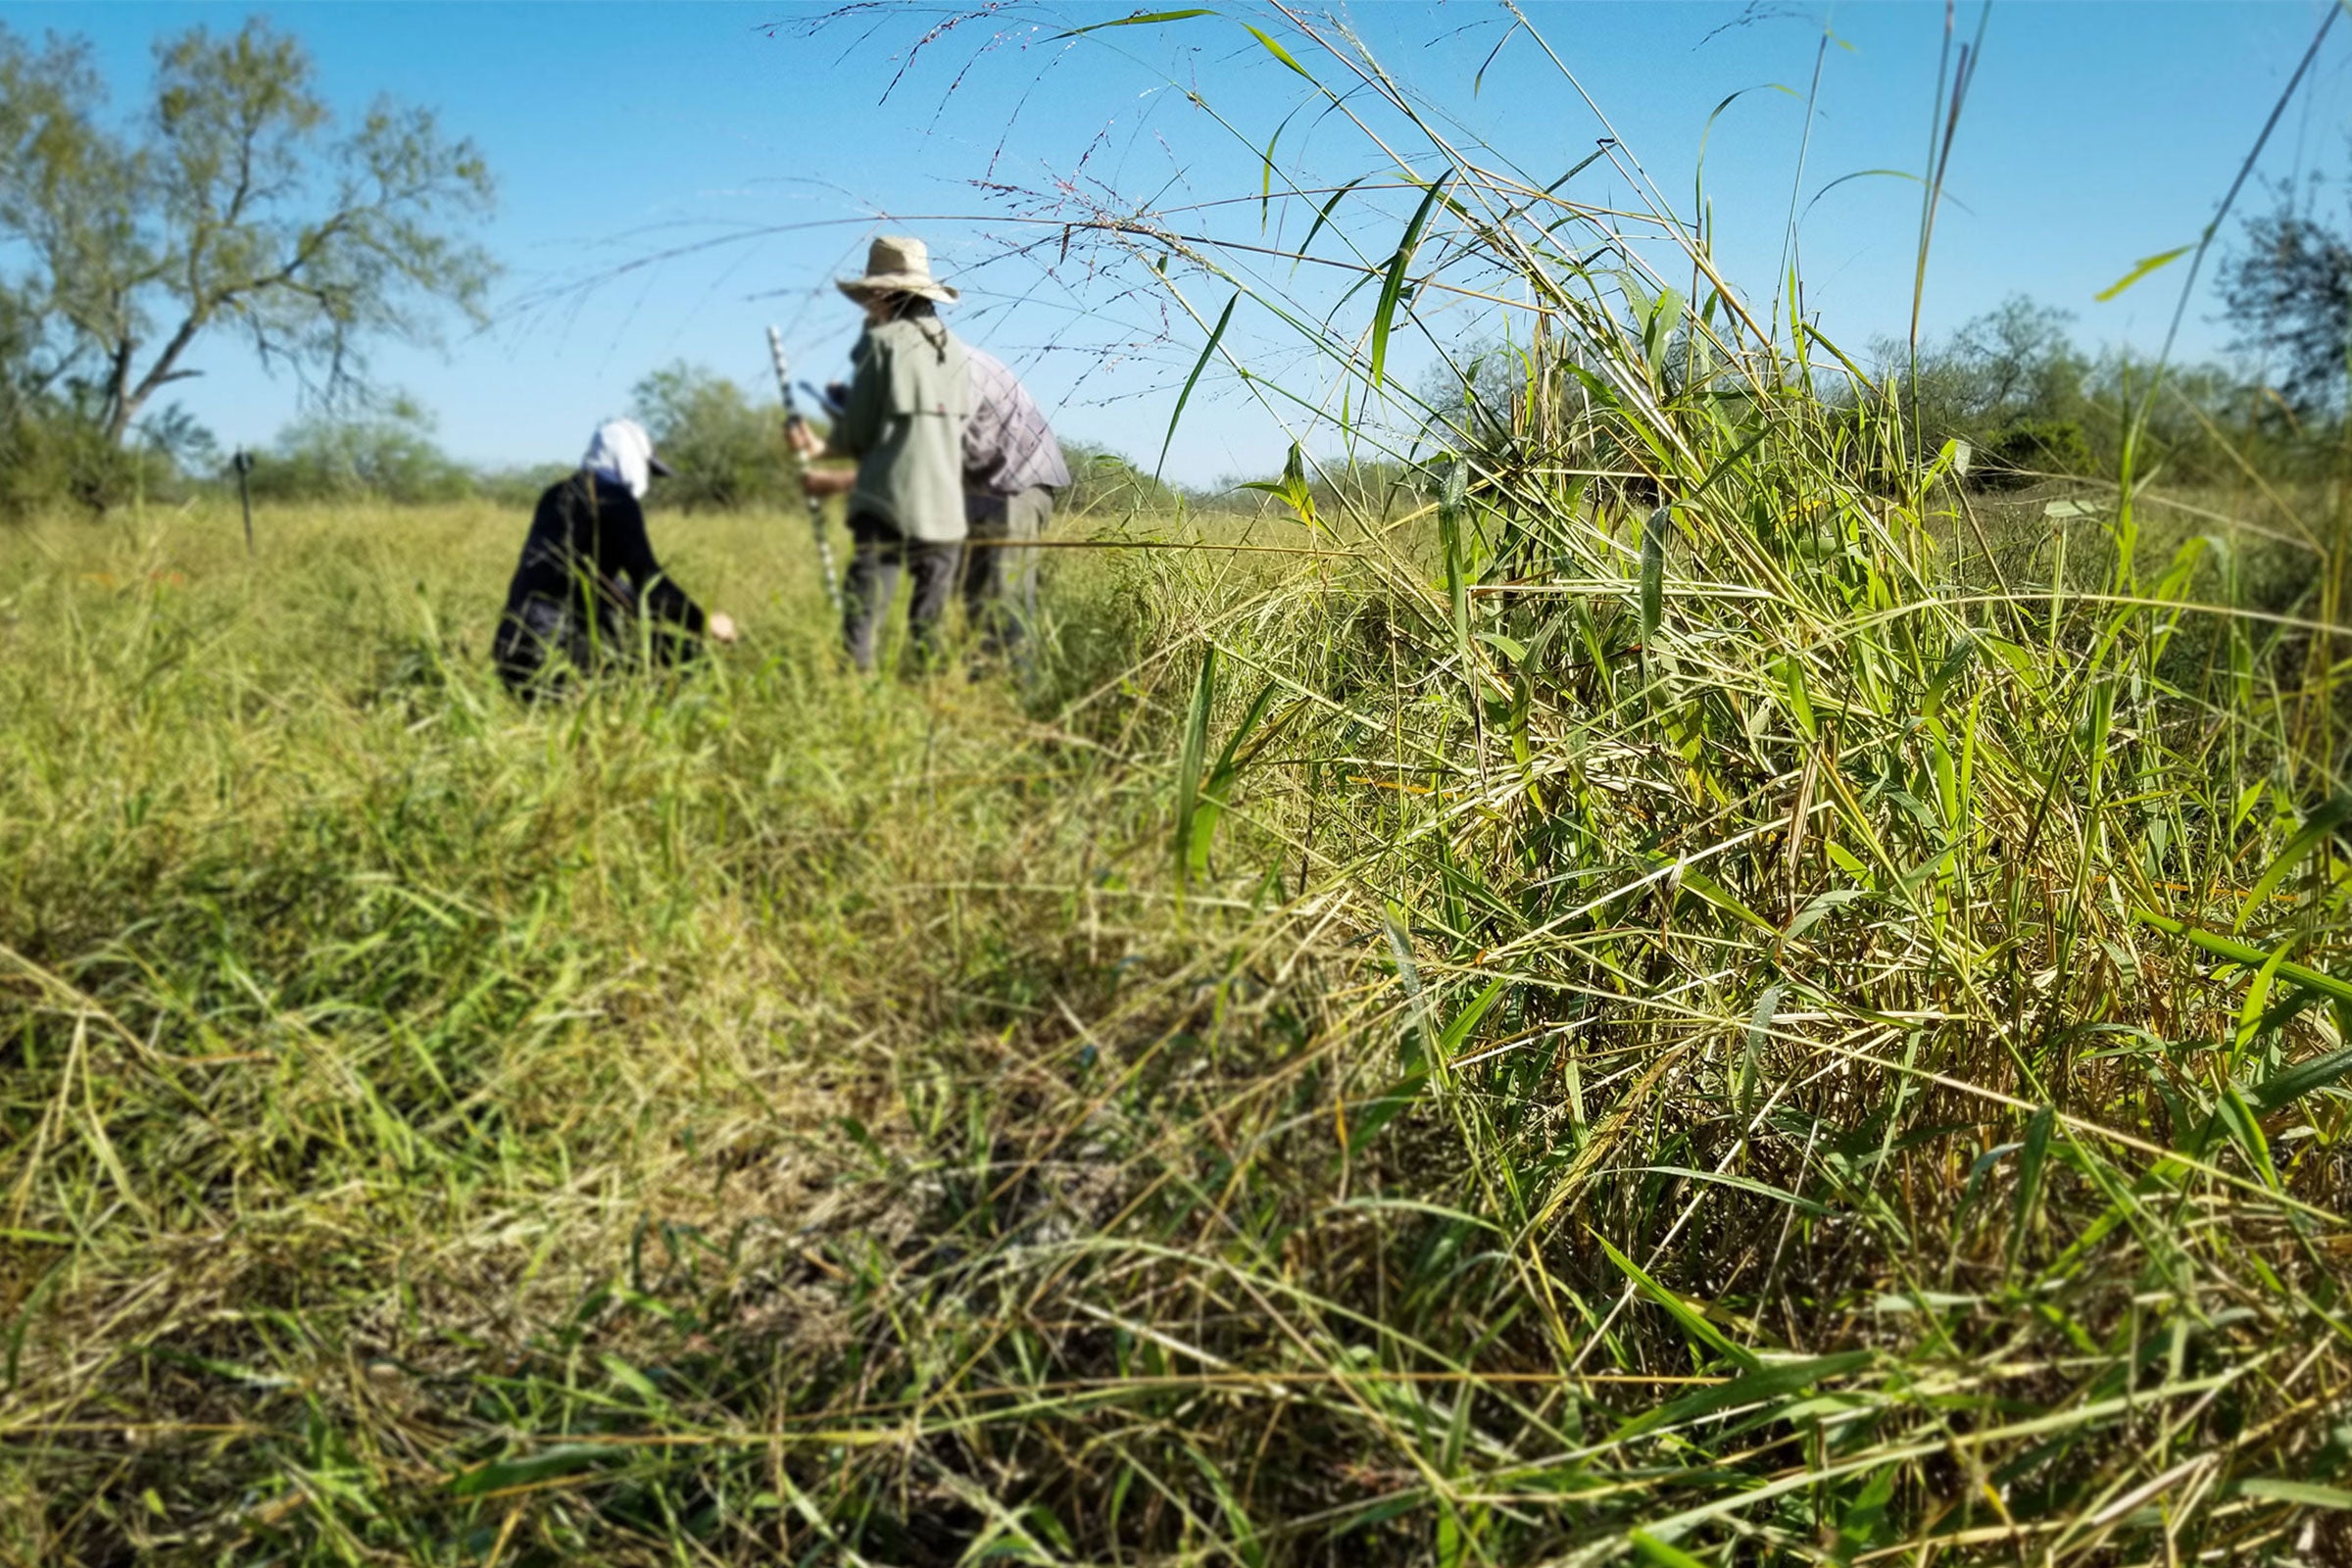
[
  {"xmin": 790, "ymin": 235, "xmax": 971, "ymax": 673},
  {"xmin": 960, "ymin": 344, "xmax": 1069, "ymax": 673},
  {"xmin": 494, "ymin": 417, "xmax": 736, "ymax": 697}
]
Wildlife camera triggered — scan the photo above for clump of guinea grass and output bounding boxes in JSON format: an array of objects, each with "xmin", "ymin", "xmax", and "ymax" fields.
[{"xmin": 0, "ymin": 495, "xmax": 1190, "ymax": 1560}]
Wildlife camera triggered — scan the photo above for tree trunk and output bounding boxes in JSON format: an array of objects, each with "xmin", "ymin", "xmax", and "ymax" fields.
[
  {"xmin": 107, "ymin": 311, "xmax": 207, "ymax": 447},
  {"xmin": 103, "ymin": 333, "xmax": 138, "ymax": 446}
]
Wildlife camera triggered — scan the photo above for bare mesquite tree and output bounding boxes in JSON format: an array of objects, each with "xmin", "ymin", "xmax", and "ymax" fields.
[{"xmin": 0, "ymin": 18, "xmax": 496, "ymax": 448}]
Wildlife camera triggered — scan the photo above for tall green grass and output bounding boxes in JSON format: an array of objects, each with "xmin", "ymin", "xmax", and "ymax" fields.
[{"xmin": 7, "ymin": 8, "xmax": 2352, "ymax": 1564}]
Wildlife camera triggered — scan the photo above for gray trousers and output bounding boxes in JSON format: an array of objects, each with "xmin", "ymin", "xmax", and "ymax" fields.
[
  {"xmin": 960, "ymin": 485, "xmax": 1054, "ymax": 664},
  {"xmin": 844, "ymin": 514, "xmax": 963, "ymax": 673}
]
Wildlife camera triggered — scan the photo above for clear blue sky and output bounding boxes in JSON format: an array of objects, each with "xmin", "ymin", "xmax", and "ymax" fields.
[{"xmin": 11, "ymin": 1, "xmax": 2348, "ymax": 485}]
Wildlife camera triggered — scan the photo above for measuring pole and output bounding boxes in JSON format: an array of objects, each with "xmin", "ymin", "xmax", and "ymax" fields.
[
  {"xmin": 767, "ymin": 326, "xmax": 842, "ymax": 612},
  {"xmin": 232, "ymin": 450, "xmax": 255, "ymax": 556}
]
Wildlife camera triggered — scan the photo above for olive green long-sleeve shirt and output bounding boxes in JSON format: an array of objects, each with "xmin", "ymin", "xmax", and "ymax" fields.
[{"xmin": 824, "ymin": 315, "xmax": 972, "ymax": 543}]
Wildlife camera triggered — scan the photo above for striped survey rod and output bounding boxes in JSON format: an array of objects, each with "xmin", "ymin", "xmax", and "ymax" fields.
[{"xmin": 767, "ymin": 325, "xmax": 843, "ymax": 613}]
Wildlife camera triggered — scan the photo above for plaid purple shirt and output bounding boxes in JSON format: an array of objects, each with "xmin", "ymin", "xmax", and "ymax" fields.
[{"xmin": 963, "ymin": 347, "xmax": 1070, "ymax": 497}]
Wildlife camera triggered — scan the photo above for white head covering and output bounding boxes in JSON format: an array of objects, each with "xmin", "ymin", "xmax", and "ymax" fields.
[{"xmin": 581, "ymin": 417, "xmax": 670, "ymax": 500}]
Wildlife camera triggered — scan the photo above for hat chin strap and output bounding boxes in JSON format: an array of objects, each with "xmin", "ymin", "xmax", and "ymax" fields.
[{"xmin": 842, "ymin": 276, "xmax": 956, "ymax": 304}]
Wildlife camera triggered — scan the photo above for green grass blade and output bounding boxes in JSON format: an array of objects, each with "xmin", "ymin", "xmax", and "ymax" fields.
[
  {"xmin": 1630, "ymin": 1529, "xmax": 1711, "ymax": 1567},
  {"xmin": 1188, "ymin": 678, "xmax": 1280, "ymax": 877},
  {"xmin": 1611, "ymin": 1349, "xmax": 1872, "ymax": 1442},
  {"xmin": 2216, "ymin": 1084, "xmax": 2280, "ymax": 1190},
  {"xmin": 1175, "ymin": 643, "xmax": 1217, "ymax": 880},
  {"xmin": 2135, "ymin": 907, "xmax": 2352, "ymax": 1008},
  {"xmin": 1241, "ymin": 22, "xmax": 1317, "ymax": 84},
  {"xmin": 1595, "ymin": 1232, "xmax": 1760, "ymax": 1371},
  {"xmin": 2249, "ymin": 1046, "xmax": 2352, "ymax": 1116},
  {"xmin": 2093, "ymin": 244, "xmax": 2192, "ymax": 302},
  {"xmin": 2235, "ymin": 792, "xmax": 2352, "ymax": 933},
  {"xmin": 2009, "ymin": 1103, "xmax": 2054, "ymax": 1269},
  {"xmin": 1296, "ymin": 175, "xmax": 1365, "ymax": 265},
  {"xmin": 1437, "ymin": 976, "xmax": 1508, "ymax": 1057},
  {"xmin": 1370, "ymin": 171, "xmax": 1448, "ymax": 390},
  {"xmin": 1641, "ymin": 505, "xmax": 1670, "ymax": 642},
  {"xmin": 2238, "ymin": 1480, "xmax": 2352, "ymax": 1509},
  {"xmin": 1158, "ymin": 291, "xmax": 1237, "ymax": 480},
  {"xmin": 1055, "ymin": 9, "xmax": 1215, "ymax": 40}
]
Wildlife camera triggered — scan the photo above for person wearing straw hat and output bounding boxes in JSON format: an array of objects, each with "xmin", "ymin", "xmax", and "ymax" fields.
[
  {"xmin": 789, "ymin": 234, "xmax": 973, "ymax": 673},
  {"xmin": 493, "ymin": 416, "xmax": 736, "ymax": 697}
]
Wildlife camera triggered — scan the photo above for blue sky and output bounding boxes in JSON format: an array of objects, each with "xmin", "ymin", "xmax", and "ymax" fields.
[{"xmin": 11, "ymin": 1, "xmax": 2348, "ymax": 485}]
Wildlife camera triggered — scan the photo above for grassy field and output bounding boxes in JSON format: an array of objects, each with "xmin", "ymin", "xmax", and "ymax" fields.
[
  {"xmin": 2, "ymin": 453, "xmax": 2349, "ymax": 1566},
  {"xmin": 7, "ymin": 9, "xmax": 2352, "ymax": 1555}
]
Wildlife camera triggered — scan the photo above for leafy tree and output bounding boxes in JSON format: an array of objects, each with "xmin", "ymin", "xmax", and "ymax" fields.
[
  {"xmin": 1886, "ymin": 295, "xmax": 2089, "ymax": 451},
  {"xmin": 249, "ymin": 396, "xmax": 474, "ymax": 504},
  {"xmin": 1061, "ymin": 440, "xmax": 1181, "ymax": 517},
  {"xmin": 135, "ymin": 403, "xmax": 220, "ymax": 476},
  {"xmin": 1947, "ymin": 298, "xmax": 2088, "ymax": 425},
  {"xmin": 0, "ymin": 404, "xmax": 178, "ymax": 516},
  {"xmin": 631, "ymin": 363, "xmax": 796, "ymax": 512},
  {"xmin": 1977, "ymin": 417, "xmax": 2093, "ymax": 489},
  {"xmin": 2221, "ymin": 188, "xmax": 2352, "ymax": 417},
  {"xmin": 1416, "ymin": 331, "xmax": 1669, "ymax": 509},
  {"xmin": 0, "ymin": 18, "xmax": 496, "ymax": 452},
  {"xmin": 475, "ymin": 462, "xmax": 575, "ymax": 510}
]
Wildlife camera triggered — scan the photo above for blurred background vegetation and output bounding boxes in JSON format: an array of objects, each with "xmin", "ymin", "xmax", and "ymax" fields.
[{"xmin": 4, "ymin": 6, "xmax": 2341, "ymax": 524}]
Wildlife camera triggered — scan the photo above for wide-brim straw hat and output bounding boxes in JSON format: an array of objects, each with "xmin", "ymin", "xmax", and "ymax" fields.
[{"xmin": 836, "ymin": 234, "xmax": 959, "ymax": 304}]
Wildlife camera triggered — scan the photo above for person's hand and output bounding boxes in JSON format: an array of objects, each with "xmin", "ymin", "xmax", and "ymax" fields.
[
  {"xmin": 785, "ymin": 418, "xmax": 824, "ymax": 458},
  {"xmin": 707, "ymin": 612, "xmax": 738, "ymax": 645},
  {"xmin": 800, "ymin": 466, "xmax": 855, "ymax": 498}
]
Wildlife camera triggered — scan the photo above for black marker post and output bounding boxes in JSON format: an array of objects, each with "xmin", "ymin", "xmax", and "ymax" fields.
[{"xmin": 231, "ymin": 450, "xmax": 255, "ymax": 557}]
